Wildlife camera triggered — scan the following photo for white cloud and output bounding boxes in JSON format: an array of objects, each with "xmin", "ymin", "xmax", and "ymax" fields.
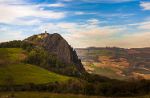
[
  {"xmin": 138, "ymin": 21, "xmax": 150, "ymax": 30},
  {"xmin": 82, "ymin": 0, "xmax": 138, "ymax": 3},
  {"xmin": 74, "ymin": 12, "xmax": 85, "ymax": 15},
  {"xmin": 14, "ymin": 19, "xmax": 42, "ymax": 26},
  {"xmin": 61, "ymin": 0, "xmax": 73, "ymax": 2},
  {"xmin": 37, "ymin": 19, "xmax": 150, "ymax": 48},
  {"xmin": 140, "ymin": 2, "xmax": 150, "ymax": 10},
  {"xmin": 60, "ymin": 0, "xmax": 137, "ymax": 3},
  {"xmin": 0, "ymin": 27, "xmax": 24, "ymax": 42},
  {"xmin": 37, "ymin": 20, "xmax": 125, "ymax": 48},
  {"xmin": 74, "ymin": 11, "xmax": 97, "ymax": 15},
  {"xmin": 87, "ymin": 19, "xmax": 100, "ymax": 25},
  {"xmin": 0, "ymin": 0, "xmax": 149, "ymax": 48},
  {"xmin": 127, "ymin": 19, "xmax": 150, "ymax": 30},
  {"xmin": 106, "ymin": 32, "xmax": 150, "ymax": 48},
  {"xmin": 0, "ymin": 1, "xmax": 66, "ymax": 25},
  {"xmin": 38, "ymin": 3, "xmax": 65, "ymax": 7},
  {"xmin": 0, "ymin": 0, "xmax": 25, "ymax": 4}
]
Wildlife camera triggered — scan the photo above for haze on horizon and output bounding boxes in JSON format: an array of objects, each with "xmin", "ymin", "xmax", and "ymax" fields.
[{"xmin": 0, "ymin": 0, "xmax": 150, "ymax": 48}]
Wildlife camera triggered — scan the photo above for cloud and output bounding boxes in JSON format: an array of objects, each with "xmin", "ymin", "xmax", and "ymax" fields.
[
  {"xmin": 0, "ymin": 27, "xmax": 24, "ymax": 42},
  {"xmin": 13, "ymin": 18, "xmax": 42, "ymax": 26},
  {"xmin": 140, "ymin": 2, "xmax": 150, "ymax": 10},
  {"xmin": 0, "ymin": 0, "xmax": 149, "ymax": 48},
  {"xmin": 0, "ymin": 0, "xmax": 25, "ymax": 4},
  {"xmin": 59, "ymin": 0, "xmax": 138, "ymax": 3},
  {"xmin": 61, "ymin": 0, "xmax": 73, "ymax": 2},
  {"xmin": 74, "ymin": 12, "xmax": 86, "ymax": 15},
  {"xmin": 74, "ymin": 11, "xmax": 97, "ymax": 16},
  {"xmin": 106, "ymin": 32, "xmax": 150, "ymax": 48},
  {"xmin": 38, "ymin": 19, "xmax": 125, "ymax": 48},
  {"xmin": 0, "ymin": 1, "xmax": 66, "ymax": 25},
  {"xmin": 38, "ymin": 3, "xmax": 65, "ymax": 7},
  {"xmin": 87, "ymin": 19, "xmax": 100, "ymax": 25},
  {"xmin": 38, "ymin": 19, "xmax": 150, "ymax": 48},
  {"xmin": 81, "ymin": 0, "xmax": 138, "ymax": 3},
  {"xmin": 138, "ymin": 21, "xmax": 150, "ymax": 30},
  {"xmin": 0, "ymin": 0, "xmax": 67, "ymax": 41},
  {"xmin": 127, "ymin": 19, "xmax": 150, "ymax": 30}
]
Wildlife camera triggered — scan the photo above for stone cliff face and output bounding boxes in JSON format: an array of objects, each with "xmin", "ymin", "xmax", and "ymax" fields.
[{"xmin": 25, "ymin": 33, "xmax": 85, "ymax": 71}]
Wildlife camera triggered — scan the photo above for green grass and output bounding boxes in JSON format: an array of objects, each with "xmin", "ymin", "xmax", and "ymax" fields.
[
  {"xmin": 0, "ymin": 92, "xmax": 149, "ymax": 98},
  {"xmin": 0, "ymin": 48, "xmax": 70, "ymax": 85},
  {"xmin": 0, "ymin": 48, "xmax": 26, "ymax": 64},
  {"xmin": 0, "ymin": 64, "xmax": 70, "ymax": 85}
]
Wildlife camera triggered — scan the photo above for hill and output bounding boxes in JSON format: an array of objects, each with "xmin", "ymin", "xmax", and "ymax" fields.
[
  {"xmin": 0, "ymin": 33, "xmax": 85, "ymax": 76},
  {"xmin": 25, "ymin": 33, "xmax": 85, "ymax": 72},
  {"xmin": 0, "ymin": 48, "xmax": 70, "ymax": 85},
  {"xmin": 0, "ymin": 34, "xmax": 149, "ymax": 97}
]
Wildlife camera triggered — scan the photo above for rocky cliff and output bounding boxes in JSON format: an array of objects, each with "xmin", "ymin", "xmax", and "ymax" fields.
[{"xmin": 25, "ymin": 32, "xmax": 85, "ymax": 71}]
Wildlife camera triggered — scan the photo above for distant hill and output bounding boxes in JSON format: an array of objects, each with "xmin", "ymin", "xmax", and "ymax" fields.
[{"xmin": 76, "ymin": 47, "xmax": 150, "ymax": 80}]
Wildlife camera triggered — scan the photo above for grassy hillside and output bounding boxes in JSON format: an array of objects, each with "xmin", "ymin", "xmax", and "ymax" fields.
[
  {"xmin": 0, "ymin": 64, "xmax": 70, "ymax": 85},
  {"xmin": 0, "ymin": 48, "xmax": 26, "ymax": 65},
  {"xmin": 0, "ymin": 48, "xmax": 70, "ymax": 85}
]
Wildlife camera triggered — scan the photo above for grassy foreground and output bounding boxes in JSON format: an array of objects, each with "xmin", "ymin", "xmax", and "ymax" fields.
[{"xmin": 0, "ymin": 92, "xmax": 149, "ymax": 98}]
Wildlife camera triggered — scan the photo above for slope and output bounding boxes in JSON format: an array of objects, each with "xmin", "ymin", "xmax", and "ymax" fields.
[{"xmin": 0, "ymin": 48, "xmax": 70, "ymax": 85}]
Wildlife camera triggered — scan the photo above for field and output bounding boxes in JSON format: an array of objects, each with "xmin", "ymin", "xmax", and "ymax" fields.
[
  {"xmin": 0, "ymin": 48, "xmax": 70, "ymax": 85},
  {"xmin": 0, "ymin": 92, "xmax": 149, "ymax": 98}
]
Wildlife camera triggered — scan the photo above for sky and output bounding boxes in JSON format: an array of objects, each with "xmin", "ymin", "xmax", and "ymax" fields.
[{"xmin": 0, "ymin": 0, "xmax": 150, "ymax": 48}]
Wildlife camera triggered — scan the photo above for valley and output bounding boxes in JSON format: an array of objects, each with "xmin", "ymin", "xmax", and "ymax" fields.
[{"xmin": 76, "ymin": 47, "xmax": 150, "ymax": 80}]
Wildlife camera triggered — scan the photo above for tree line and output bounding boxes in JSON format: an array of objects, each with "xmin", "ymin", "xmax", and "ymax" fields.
[{"xmin": 0, "ymin": 78, "xmax": 149, "ymax": 97}]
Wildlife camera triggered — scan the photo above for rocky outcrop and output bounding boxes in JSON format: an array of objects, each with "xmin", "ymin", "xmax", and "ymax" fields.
[{"xmin": 25, "ymin": 32, "xmax": 85, "ymax": 71}]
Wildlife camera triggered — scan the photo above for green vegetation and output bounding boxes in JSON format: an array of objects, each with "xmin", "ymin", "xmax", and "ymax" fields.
[
  {"xmin": 0, "ymin": 41, "xmax": 149, "ymax": 97},
  {"xmin": 0, "ymin": 48, "xmax": 70, "ymax": 85},
  {"xmin": 0, "ymin": 64, "xmax": 70, "ymax": 85},
  {"xmin": 26, "ymin": 48, "xmax": 80, "ymax": 76},
  {"xmin": 0, "ymin": 48, "xmax": 25, "ymax": 65}
]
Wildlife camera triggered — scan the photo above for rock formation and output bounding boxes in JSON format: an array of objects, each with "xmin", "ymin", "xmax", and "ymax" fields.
[{"xmin": 25, "ymin": 32, "xmax": 85, "ymax": 71}]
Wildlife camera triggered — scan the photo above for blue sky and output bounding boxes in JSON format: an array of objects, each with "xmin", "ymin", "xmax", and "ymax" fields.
[{"xmin": 0, "ymin": 0, "xmax": 150, "ymax": 48}]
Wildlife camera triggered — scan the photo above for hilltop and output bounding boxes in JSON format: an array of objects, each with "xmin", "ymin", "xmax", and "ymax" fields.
[{"xmin": 25, "ymin": 33, "xmax": 85, "ymax": 72}]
